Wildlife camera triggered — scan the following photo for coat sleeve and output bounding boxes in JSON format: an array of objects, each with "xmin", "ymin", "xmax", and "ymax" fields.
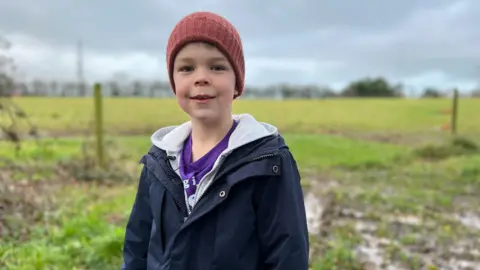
[
  {"xmin": 254, "ymin": 150, "xmax": 310, "ymax": 270},
  {"xmin": 121, "ymin": 166, "xmax": 153, "ymax": 270}
]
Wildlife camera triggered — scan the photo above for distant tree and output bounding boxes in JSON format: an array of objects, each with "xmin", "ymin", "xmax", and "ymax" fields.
[
  {"xmin": 341, "ymin": 77, "xmax": 402, "ymax": 97},
  {"xmin": 310, "ymin": 85, "xmax": 337, "ymax": 98},
  {"xmin": 262, "ymin": 85, "xmax": 280, "ymax": 99},
  {"xmin": 32, "ymin": 79, "xmax": 48, "ymax": 96},
  {"xmin": 279, "ymin": 84, "xmax": 297, "ymax": 98},
  {"xmin": 15, "ymin": 81, "xmax": 28, "ymax": 96},
  {"xmin": 77, "ymin": 82, "xmax": 87, "ymax": 96},
  {"xmin": 318, "ymin": 86, "xmax": 337, "ymax": 98},
  {"xmin": 49, "ymin": 81, "xmax": 59, "ymax": 96},
  {"xmin": 0, "ymin": 36, "xmax": 15, "ymax": 97},
  {"xmin": 150, "ymin": 81, "xmax": 165, "ymax": 97},
  {"xmin": 299, "ymin": 85, "xmax": 314, "ymax": 99},
  {"xmin": 111, "ymin": 71, "xmax": 129, "ymax": 96},
  {"xmin": 422, "ymin": 87, "xmax": 444, "ymax": 98},
  {"xmin": 62, "ymin": 81, "xmax": 77, "ymax": 96},
  {"xmin": 391, "ymin": 82, "xmax": 404, "ymax": 97},
  {"xmin": 132, "ymin": 80, "xmax": 143, "ymax": 96},
  {"xmin": 109, "ymin": 81, "xmax": 121, "ymax": 97},
  {"xmin": 471, "ymin": 88, "xmax": 480, "ymax": 98},
  {"xmin": 60, "ymin": 82, "xmax": 68, "ymax": 96}
]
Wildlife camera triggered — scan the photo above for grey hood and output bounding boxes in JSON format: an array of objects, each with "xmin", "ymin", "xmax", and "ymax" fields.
[
  {"xmin": 151, "ymin": 113, "xmax": 278, "ymax": 157},
  {"xmin": 150, "ymin": 113, "xmax": 279, "ymax": 212}
]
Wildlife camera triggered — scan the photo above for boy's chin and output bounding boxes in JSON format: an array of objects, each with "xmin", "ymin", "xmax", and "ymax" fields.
[{"xmin": 188, "ymin": 111, "xmax": 229, "ymax": 125}]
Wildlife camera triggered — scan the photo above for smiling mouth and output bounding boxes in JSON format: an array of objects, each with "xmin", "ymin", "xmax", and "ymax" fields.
[{"xmin": 190, "ymin": 95, "xmax": 215, "ymax": 100}]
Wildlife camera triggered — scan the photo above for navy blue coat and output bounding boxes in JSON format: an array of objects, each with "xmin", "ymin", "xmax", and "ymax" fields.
[{"xmin": 121, "ymin": 134, "xmax": 309, "ymax": 270}]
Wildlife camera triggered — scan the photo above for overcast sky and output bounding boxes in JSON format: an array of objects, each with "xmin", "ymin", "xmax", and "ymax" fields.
[{"xmin": 1, "ymin": 0, "xmax": 479, "ymax": 91}]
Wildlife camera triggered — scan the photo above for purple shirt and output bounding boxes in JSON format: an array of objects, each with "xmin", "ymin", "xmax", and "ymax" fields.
[{"xmin": 179, "ymin": 121, "xmax": 238, "ymax": 214}]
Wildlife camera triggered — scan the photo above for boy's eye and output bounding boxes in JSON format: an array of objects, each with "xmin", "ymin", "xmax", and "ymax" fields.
[
  {"xmin": 178, "ymin": 66, "xmax": 194, "ymax": 72},
  {"xmin": 212, "ymin": 65, "xmax": 227, "ymax": 71}
]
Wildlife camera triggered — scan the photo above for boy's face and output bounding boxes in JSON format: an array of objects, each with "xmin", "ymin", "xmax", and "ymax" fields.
[{"xmin": 172, "ymin": 42, "xmax": 237, "ymax": 124}]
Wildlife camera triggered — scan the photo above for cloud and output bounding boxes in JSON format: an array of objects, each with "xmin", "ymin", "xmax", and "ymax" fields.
[
  {"xmin": 6, "ymin": 33, "xmax": 345, "ymax": 87},
  {"xmin": 5, "ymin": 33, "xmax": 163, "ymax": 82},
  {"xmin": 1, "ymin": 0, "xmax": 479, "ymax": 91}
]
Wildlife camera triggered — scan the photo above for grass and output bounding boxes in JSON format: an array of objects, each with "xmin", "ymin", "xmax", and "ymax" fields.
[
  {"xmin": 0, "ymin": 134, "xmax": 409, "ymax": 169},
  {"xmin": 2, "ymin": 97, "xmax": 480, "ymax": 269},
  {"xmin": 287, "ymin": 134, "xmax": 408, "ymax": 169},
  {"xmin": 6, "ymin": 97, "xmax": 480, "ymax": 136},
  {"xmin": 2, "ymin": 134, "xmax": 480, "ymax": 269},
  {"xmin": 1, "ymin": 183, "xmax": 134, "ymax": 270}
]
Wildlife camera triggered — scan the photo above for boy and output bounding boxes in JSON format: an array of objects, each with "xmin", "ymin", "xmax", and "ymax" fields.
[{"xmin": 122, "ymin": 11, "xmax": 309, "ymax": 270}]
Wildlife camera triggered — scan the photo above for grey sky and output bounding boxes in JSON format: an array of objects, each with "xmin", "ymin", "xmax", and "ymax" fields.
[{"xmin": 1, "ymin": 0, "xmax": 479, "ymax": 91}]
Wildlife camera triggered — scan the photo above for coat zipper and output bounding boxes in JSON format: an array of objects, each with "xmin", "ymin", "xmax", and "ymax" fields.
[
  {"xmin": 182, "ymin": 151, "xmax": 278, "ymax": 226},
  {"xmin": 162, "ymin": 155, "xmax": 189, "ymax": 218},
  {"xmin": 251, "ymin": 153, "xmax": 275, "ymax": 161}
]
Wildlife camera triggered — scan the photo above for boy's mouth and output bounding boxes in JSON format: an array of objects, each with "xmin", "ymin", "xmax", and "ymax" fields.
[{"xmin": 190, "ymin": 94, "xmax": 215, "ymax": 100}]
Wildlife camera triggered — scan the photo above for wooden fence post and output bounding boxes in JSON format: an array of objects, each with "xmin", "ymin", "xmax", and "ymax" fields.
[
  {"xmin": 93, "ymin": 83, "xmax": 105, "ymax": 168},
  {"xmin": 451, "ymin": 88, "xmax": 459, "ymax": 136}
]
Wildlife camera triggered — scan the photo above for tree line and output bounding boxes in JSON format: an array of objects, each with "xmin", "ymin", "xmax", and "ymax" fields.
[{"xmin": 6, "ymin": 76, "xmax": 480, "ymax": 99}]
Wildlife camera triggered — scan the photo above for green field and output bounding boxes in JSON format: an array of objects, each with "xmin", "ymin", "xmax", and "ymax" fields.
[
  {"xmin": 1, "ymin": 97, "xmax": 480, "ymax": 269},
  {"xmin": 7, "ymin": 97, "xmax": 480, "ymax": 136}
]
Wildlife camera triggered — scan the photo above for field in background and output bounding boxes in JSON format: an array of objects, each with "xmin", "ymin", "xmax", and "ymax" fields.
[
  {"xmin": 1, "ymin": 97, "xmax": 480, "ymax": 270},
  {"xmin": 9, "ymin": 97, "xmax": 480, "ymax": 136}
]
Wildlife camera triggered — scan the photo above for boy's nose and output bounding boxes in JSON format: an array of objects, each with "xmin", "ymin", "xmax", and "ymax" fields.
[
  {"xmin": 194, "ymin": 69, "xmax": 211, "ymax": 86},
  {"xmin": 195, "ymin": 78, "xmax": 210, "ymax": 86}
]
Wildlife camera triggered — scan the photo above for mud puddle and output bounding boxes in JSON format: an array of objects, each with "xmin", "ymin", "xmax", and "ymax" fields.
[
  {"xmin": 303, "ymin": 177, "xmax": 480, "ymax": 270},
  {"xmin": 455, "ymin": 212, "xmax": 480, "ymax": 231},
  {"xmin": 304, "ymin": 191, "xmax": 323, "ymax": 234}
]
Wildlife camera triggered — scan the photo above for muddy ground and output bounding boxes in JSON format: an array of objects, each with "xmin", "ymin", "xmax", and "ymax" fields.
[
  {"xmin": 304, "ymin": 175, "xmax": 480, "ymax": 270},
  {"xmin": 2, "ymin": 167, "xmax": 479, "ymax": 269}
]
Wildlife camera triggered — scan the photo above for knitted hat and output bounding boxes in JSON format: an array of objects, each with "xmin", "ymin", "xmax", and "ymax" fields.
[{"xmin": 166, "ymin": 11, "xmax": 245, "ymax": 98}]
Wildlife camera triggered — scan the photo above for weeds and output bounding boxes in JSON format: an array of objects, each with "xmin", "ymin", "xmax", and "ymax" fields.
[
  {"xmin": 0, "ymin": 100, "xmax": 134, "ymax": 247},
  {"xmin": 0, "ymin": 173, "xmax": 60, "ymax": 242},
  {"xmin": 413, "ymin": 136, "xmax": 479, "ymax": 160},
  {"xmin": 0, "ymin": 135, "xmax": 135, "ymax": 244}
]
